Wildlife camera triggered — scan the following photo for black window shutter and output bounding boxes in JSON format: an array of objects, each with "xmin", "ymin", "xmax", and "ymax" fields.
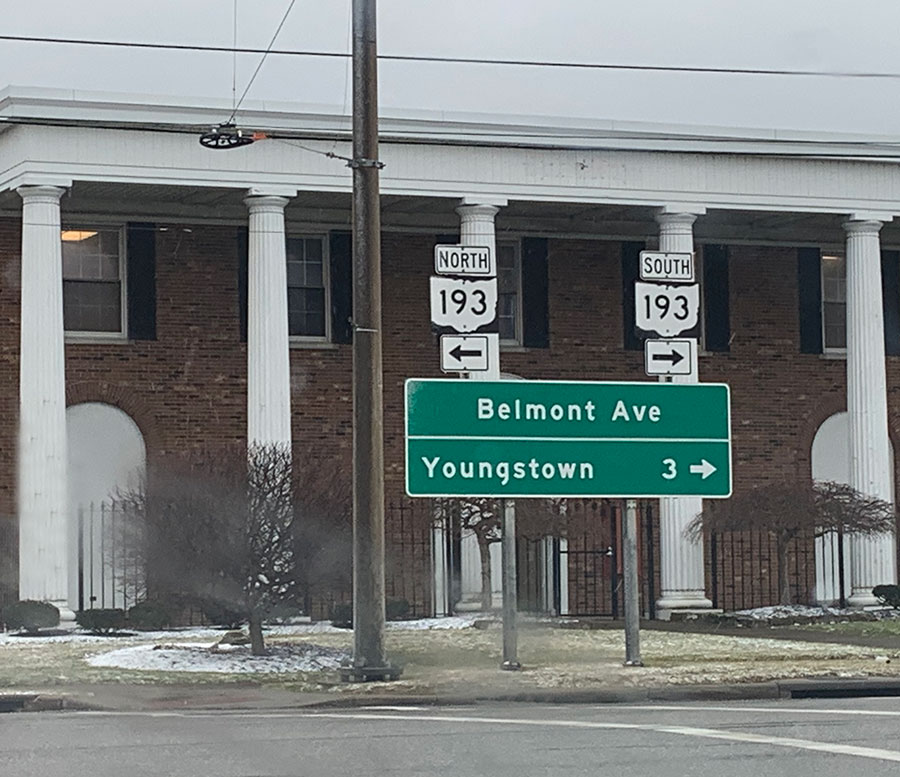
[
  {"xmin": 521, "ymin": 237, "xmax": 550, "ymax": 348},
  {"xmin": 797, "ymin": 247, "xmax": 823, "ymax": 354},
  {"xmin": 703, "ymin": 244, "xmax": 731, "ymax": 352},
  {"xmin": 126, "ymin": 222, "xmax": 156, "ymax": 341},
  {"xmin": 621, "ymin": 241, "xmax": 644, "ymax": 351},
  {"xmin": 330, "ymin": 231, "xmax": 353, "ymax": 344},
  {"xmin": 436, "ymin": 233, "xmax": 460, "ymax": 244},
  {"xmin": 237, "ymin": 226, "xmax": 248, "ymax": 343},
  {"xmin": 882, "ymin": 250, "xmax": 900, "ymax": 356}
]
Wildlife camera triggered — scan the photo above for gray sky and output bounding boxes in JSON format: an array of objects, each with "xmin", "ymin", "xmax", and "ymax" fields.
[{"xmin": 3, "ymin": 1, "xmax": 900, "ymax": 133}]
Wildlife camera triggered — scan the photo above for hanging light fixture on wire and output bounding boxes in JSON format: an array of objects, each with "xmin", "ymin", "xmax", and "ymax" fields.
[{"xmin": 199, "ymin": 123, "xmax": 258, "ymax": 149}]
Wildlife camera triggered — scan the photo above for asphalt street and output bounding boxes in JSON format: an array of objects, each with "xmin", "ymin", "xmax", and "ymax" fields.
[{"xmin": 3, "ymin": 698, "xmax": 900, "ymax": 776}]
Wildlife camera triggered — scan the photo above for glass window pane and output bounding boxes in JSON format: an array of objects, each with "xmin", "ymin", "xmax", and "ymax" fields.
[
  {"xmin": 286, "ymin": 238, "xmax": 303, "ymax": 264},
  {"xmin": 62, "ymin": 251, "xmax": 81, "ymax": 279},
  {"xmin": 63, "ymin": 280, "xmax": 121, "ymax": 332},
  {"xmin": 305, "ymin": 238, "xmax": 322, "ymax": 262},
  {"xmin": 287, "ymin": 261, "xmax": 304, "ymax": 288},
  {"xmin": 306, "ymin": 258, "xmax": 323, "ymax": 287},
  {"xmin": 823, "ymin": 302, "xmax": 846, "ymax": 349},
  {"xmin": 100, "ymin": 255, "xmax": 119, "ymax": 281}
]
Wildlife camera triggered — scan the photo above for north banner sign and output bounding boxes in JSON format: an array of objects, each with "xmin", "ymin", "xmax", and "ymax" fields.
[
  {"xmin": 405, "ymin": 379, "xmax": 731, "ymax": 498},
  {"xmin": 433, "ymin": 244, "xmax": 495, "ymax": 277}
]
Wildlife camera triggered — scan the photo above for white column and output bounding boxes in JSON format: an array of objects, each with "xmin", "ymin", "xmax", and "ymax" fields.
[
  {"xmin": 245, "ymin": 194, "xmax": 292, "ymax": 448},
  {"xmin": 454, "ymin": 199, "xmax": 505, "ymax": 610},
  {"xmin": 457, "ymin": 200, "xmax": 504, "ymax": 382},
  {"xmin": 844, "ymin": 217, "xmax": 897, "ymax": 606},
  {"xmin": 17, "ymin": 185, "xmax": 74, "ymax": 623},
  {"xmin": 655, "ymin": 208, "xmax": 712, "ymax": 613}
]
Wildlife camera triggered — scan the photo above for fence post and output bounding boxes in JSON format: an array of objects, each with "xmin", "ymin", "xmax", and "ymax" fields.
[
  {"xmin": 645, "ymin": 502, "xmax": 656, "ymax": 620},
  {"xmin": 609, "ymin": 503, "xmax": 619, "ymax": 619},
  {"xmin": 77, "ymin": 506, "xmax": 85, "ymax": 613}
]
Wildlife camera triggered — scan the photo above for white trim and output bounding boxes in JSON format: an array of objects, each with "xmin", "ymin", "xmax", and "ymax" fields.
[
  {"xmin": 7, "ymin": 85, "xmax": 900, "ymax": 154},
  {"xmin": 5, "ymin": 122, "xmax": 900, "ymax": 217}
]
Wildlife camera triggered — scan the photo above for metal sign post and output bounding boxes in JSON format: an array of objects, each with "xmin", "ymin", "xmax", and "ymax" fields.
[
  {"xmin": 622, "ymin": 499, "xmax": 643, "ymax": 666},
  {"xmin": 500, "ymin": 498, "xmax": 520, "ymax": 670}
]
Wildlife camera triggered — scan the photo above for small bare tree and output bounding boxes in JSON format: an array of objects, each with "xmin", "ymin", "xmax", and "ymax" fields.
[
  {"xmin": 453, "ymin": 498, "xmax": 501, "ymax": 612},
  {"xmin": 122, "ymin": 444, "xmax": 297, "ymax": 655},
  {"xmin": 687, "ymin": 480, "xmax": 897, "ymax": 606},
  {"xmin": 437, "ymin": 497, "xmax": 571, "ymax": 612}
]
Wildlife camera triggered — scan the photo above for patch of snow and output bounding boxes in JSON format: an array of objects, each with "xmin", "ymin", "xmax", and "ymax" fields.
[
  {"xmin": 87, "ymin": 642, "xmax": 349, "ymax": 674},
  {"xmin": 0, "ymin": 615, "xmax": 477, "ymax": 647},
  {"xmin": 731, "ymin": 605, "xmax": 847, "ymax": 620},
  {"xmin": 386, "ymin": 615, "xmax": 480, "ymax": 631}
]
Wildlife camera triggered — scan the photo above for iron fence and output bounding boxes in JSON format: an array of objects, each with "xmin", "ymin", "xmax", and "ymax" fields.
[
  {"xmin": 707, "ymin": 528, "xmax": 817, "ymax": 611},
  {"xmin": 77, "ymin": 502, "xmax": 145, "ymax": 612},
  {"xmin": 73, "ymin": 494, "xmax": 833, "ymax": 622}
]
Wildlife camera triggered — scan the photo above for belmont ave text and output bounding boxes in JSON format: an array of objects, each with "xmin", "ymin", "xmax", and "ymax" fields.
[{"xmin": 477, "ymin": 397, "xmax": 661, "ymax": 423}]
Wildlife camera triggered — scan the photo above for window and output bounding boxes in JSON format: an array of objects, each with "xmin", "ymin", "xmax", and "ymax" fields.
[
  {"xmin": 821, "ymin": 252, "xmax": 846, "ymax": 350},
  {"xmin": 497, "ymin": 241, "xmax": 521, "ymax": 343},
  {"xmin": 61, "ymin": 228, "xmax": 125, "ymax": 334},
  {"xmin": 286, "ymin": 236, "xmax": 327, "ymax": 339}
]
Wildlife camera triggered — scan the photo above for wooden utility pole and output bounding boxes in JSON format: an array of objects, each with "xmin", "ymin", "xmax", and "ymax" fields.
[{"xmin": 343, "ymin": 0, "xmax": 397, "ymax": 682}]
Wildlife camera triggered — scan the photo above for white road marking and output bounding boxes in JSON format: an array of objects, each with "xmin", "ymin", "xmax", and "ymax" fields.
[
  {"xmin": 310, "ymin": 711, "xmax": 900, "ymax": 764},
  {"xmin": 621, "ymin": 703, "xmax": 900, "ymax": 717}
]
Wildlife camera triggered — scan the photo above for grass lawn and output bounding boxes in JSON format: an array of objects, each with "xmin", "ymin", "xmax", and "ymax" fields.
[
  {"xmin": 794, "ymin": 618, "xmax": 900, "ymax": 638},
  {"xmin": 4, "ymin": 625, "xmax": 900, "ymax": 696}
]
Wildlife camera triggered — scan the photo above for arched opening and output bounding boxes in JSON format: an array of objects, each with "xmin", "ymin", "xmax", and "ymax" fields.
[
  {"xmin": 66, "ymin": 402, "xmax": 146, "ymax": 611},
  {"xmin": 811, "ymin": 411, "xmax": 894, "ymax": 604}
]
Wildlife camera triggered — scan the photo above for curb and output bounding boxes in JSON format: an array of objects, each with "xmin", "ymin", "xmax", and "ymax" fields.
[
  {"xmin": 6, "ymin": 677, "xmax": 900, "ymax": 714},
  {"xmin": 0, "ymin": 693, "xmax": 74, "ymax": 713}
]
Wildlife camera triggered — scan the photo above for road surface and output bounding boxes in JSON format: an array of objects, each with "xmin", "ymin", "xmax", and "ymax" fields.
[{"xmin": 3, "ymin": 697, "xmax": 900, "ymax": 775}]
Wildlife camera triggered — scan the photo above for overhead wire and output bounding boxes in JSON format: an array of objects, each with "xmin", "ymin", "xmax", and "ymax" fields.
[
  {"xmin": 227, "ymin": 0, "xmax": 298, "ymax": 122},
  {"xmin": 2, "ymin": 33, "xmax": 900, "ymax": 81}
]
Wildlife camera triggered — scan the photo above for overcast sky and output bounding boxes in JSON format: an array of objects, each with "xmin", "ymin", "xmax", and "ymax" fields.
[{"xmin": 3, "ymin": 1, "xmax": 900, "ymax": 134}]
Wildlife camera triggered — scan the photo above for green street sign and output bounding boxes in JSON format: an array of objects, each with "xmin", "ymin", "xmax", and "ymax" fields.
[{"xmin": 405, "ymin": 379, "xmax": 731, "ymax": 498}]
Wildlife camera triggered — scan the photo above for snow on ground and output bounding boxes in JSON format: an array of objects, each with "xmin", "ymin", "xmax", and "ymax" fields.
[
  {"xmin": 731, "ymin": 605, "xmax": 848, "ymax": 620},
  {"xmin": 0, "ymin": 616, "xmax": 482, "ymax": 674},
  {"xmin": 731, "ymin": 604, "xmax": 900, "ymax": 621},
  {"xmin": 0, "ymin": 615, "xmax": 482, "ymax": 648},
  {"xmin": 385, "ymin": 615, "xmax": 480, "ymax": 630},
  {"xmin": 87, "ymin": 642, "xmax": 349, "ymax": 674}
]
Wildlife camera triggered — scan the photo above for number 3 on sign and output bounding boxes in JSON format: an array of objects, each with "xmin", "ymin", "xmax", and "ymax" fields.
[
  {"xmin": 635, "ymin": 281, "xmax": 700, "ymax": 337},
  {"xmin": 661, "ymin": 458, "xmax": 677, "ymax": 480}
]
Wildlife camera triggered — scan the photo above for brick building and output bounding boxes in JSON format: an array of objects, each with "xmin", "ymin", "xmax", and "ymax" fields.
[{"xmin": 0, "ymin": 87, "xmax": 898, "ymax": 621}]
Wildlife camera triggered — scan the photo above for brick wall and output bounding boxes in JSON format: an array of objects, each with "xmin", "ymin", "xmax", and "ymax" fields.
[{"xmin": 1, "ymin": 218, "xmax": 893, "ymax": 612}]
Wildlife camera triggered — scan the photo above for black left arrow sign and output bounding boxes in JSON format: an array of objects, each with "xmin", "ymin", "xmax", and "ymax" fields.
[{"xmin": 450, "ymin": 345, "xmax": 483, "ymax": 361}]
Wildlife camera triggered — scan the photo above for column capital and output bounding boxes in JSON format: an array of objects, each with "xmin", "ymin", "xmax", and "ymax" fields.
[
  {"xmin": 843, "ymin": 218, "xmax": 883, "ymax": 236},
  {"xmin": 17, "ymin": 185, "xmax": 66, "ymax": 205},
  {"xmin": 456, "ymin": 203, "xmax": 501, "ymax": 221},
  {"xmin": 655, "ymin": 210, "xmax": 701, "ymax": 229},
  {"xmin": 244, "ymin": 193, "xmax": 290, "ymax": 214},
  {"xmin": 656, "ymin": 204, "xmax": 706, "ymax": 218},
  {"xmin": 458, "ymin": 196, "xmax": 508, "ymax": 208}
]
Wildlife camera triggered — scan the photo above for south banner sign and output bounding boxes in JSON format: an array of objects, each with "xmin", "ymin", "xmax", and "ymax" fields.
[{"xmin": 405, "ymin": 379, "xmax": 731, "ymax": 498}]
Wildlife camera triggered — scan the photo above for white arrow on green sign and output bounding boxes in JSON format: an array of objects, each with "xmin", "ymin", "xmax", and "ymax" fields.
[{"xmin": 405, "ymin": 379, "xmax": 732, "ymax": 498}]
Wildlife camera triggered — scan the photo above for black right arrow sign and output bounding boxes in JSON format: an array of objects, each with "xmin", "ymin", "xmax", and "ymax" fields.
[{"xmin": 651, "ymin": 349, "xmax": 685, "ymax": 366}]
